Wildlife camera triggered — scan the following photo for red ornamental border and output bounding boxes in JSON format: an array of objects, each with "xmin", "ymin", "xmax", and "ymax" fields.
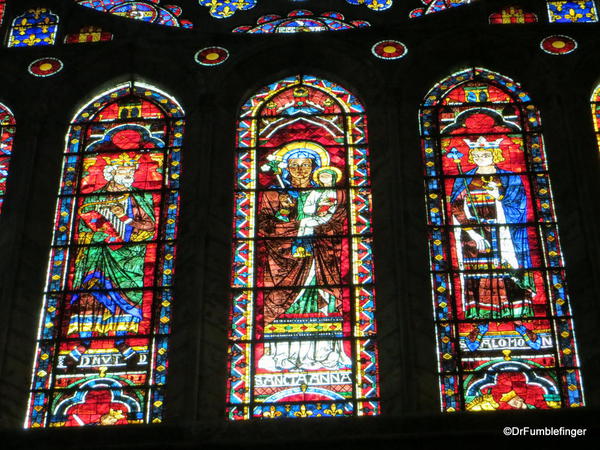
[
  {"xmin": 28, "ymin": 57, "xmax": 63, "ymax": 77},
  {"xmin": 540, "ymin": 35, "xmax": 577, "ymax": 55},
  {"xmin": 194, "ymin": 46, "xmax": 229, "ymax": 66},
  {"xmin": 371, "ymin": 40, "xmax": 408, "ymax": 60}
]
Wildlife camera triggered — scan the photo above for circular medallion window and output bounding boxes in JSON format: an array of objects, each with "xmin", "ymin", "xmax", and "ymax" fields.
[
  {"xmin": 28, "ymin": 57, "xmax": 64, "ymax": 77},
  {"xmin": 194, "ymin": 46, "xmax": 230, "ymax": 66},
  {"xmin": 371, "ymin": 40, "xmax": 408, "ymax": 60},
  {"xmin": 540, "ymin": 35, "xmax": 577, "ymax": 55}
]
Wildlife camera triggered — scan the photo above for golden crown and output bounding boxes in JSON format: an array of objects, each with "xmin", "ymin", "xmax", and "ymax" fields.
[{"xmin": 102, "ymin": 153, "xmax": 141, "ymax": 167}]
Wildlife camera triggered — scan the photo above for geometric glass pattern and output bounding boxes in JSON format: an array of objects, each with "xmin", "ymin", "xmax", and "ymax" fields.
[
  {"xmin": 232, "ymin": 10, "xmax": 370, "ymax": 33},
  {"xmin": 227, "ymin": 75, "xmax": 380, "ymax": 420},
  {"xmin": 25, "ymin": 82, "xmax": 184, "ymax": 427},
  {"xmin": 489, "ymin": 6, "xmax": 538, "ymax": 24},
  {"xmin": 64, "ymin": 26, "xmax": 114, "ymax": 44},
  {"xmin": 589, "ymin": 83, "xmax": 600, "ymax": 150},
  {"xmin": 7, "ymin": 8, "xmax": 59, "ymax": 47},
  {"xmin": 420, "ymin": 67, "xmax": 585, "ymax": 412},
  {"xmin": 76, "ymin": 1, "xmax": 193, "ymax": 28},
  {"xmin": 547, "ymin": 1, "xmax": 598, "ymax": 23},
  {"xmin": 410, "ymin": 0, "xmax": 475, "ymax": 18},
  {"xmin": 0, "ymin": 102, "xmax": 15, "ymax": 214}
]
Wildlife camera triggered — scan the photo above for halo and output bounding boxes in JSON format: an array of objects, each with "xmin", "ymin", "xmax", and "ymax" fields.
[
  {"xmin": 313, "ymin": 165, "xmax": 343, "ymax": 185},
  {"xmin": 273, "ymin": 141, "xmax": 330, "ymax": 167}
]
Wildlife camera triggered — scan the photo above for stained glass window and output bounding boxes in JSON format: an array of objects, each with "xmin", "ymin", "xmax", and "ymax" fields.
[
  {"xmin": 590, "ymin": 84, "xmax": 600, "ymax": 148},
  {"xmin": 26, "ymin": 82, "xmax": 184, "ymax": 427},
  {"xmin": 547, "ymin": 1, "xmax": 598, "ymax": 23},
  {"xmin": 0, "ymin": 102, "xmax": 15, "ymax": 214},
  {"xmin": 198, "ymin": 0, "xmax": 257, "ymax": 19},
  {"xmin": 0, "ymin": 1, "xmax": 5, "ymax": 27},
  {"xmin": 489, "ymin": 6, "xmax": 538, "ymax": 24},
  {"xmin": 77, "ymin": 1, "xmax": 193, "ymax": 28},
  {"xmin": 421, "ymin": 67, "xmax": 584, "ymax": 412},
  {"xmin": 7, "ymin": 8, "xmax": 59, "ymax": 48},
  {"xmin": 65, "ymin": 26, "xmax": 114, "ymax": 44},
  {"xmin": 233, "ymin": 10, "xmax": 369, "ymax": 33},
  {"xmin": 345, "ymin": 0, "xmax": 393, "ymax": 11},
  {"xmin": 227, "ymin": 75, "xmax": 379, "ymax": 420},
  {"xmin": 410, "ymin": 0, "xmax": 475, "ymax": 18}
]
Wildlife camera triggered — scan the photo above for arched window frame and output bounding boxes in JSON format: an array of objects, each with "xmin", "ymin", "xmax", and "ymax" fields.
[
  {"xmin": 589, "ymin": 83, "xmax": 600, "ymax": 148},
  {"xmin": 0, "ymin": 101, "xmax": 15, "ymax": 214},
  {"xmin": 26, "ymin": 81, "xmax": 184, "ymax": 428},
  {"xmin": 77, "ymin": 1, "xmax": 193, "ymax": 28},
  {"xmin": 420, "ymin": 67, "xmax": 584, "ymax": 412},
  {"xmin": 0, "ymin": 1, "xmax": 6, "ymax": 28},
  {"xmin": 227, "ymin": 75, "xmax": 380, "ymax": 420}
]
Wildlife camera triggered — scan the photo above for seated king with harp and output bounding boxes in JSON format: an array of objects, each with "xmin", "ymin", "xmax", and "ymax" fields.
[{"xmin": 66, "ymin": 151, "xmax": 156, "ymax": 367}]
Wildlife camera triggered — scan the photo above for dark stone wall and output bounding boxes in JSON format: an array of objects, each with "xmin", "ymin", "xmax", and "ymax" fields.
[{"xmin": 0, "ymin": 0, "xmax": 598, "ymax": 446}]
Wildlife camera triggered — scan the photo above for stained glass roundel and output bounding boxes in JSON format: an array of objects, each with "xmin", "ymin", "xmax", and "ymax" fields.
[
  {"xmin": 371, "ymin": 40, "xmax": 408, "ymax": 60},
  {"xmin": 194, "ymin": 46, "xmax": 229, "ymax": 66},
  {"xmin": 28, "ymin": 58, "xmax": 64, "ymax": 77},
  {"xmin": 540, "ymin": 35, "xmax": 578, "ymax": 55}
]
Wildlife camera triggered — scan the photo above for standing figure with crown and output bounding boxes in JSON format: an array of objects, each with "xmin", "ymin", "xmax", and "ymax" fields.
[
  {"xmin": 65, "ymin": 151, "xmax": 156, "ymax": 369},
  {"xmin": 447, "ymin": 136, "xmax": 535, "ymax": 321}
]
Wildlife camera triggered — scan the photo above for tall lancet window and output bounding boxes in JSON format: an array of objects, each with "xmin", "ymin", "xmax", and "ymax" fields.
[
  {"xmin": 227, "ymin": 75, "xmax": 379, "ymax": 420},
  {"xmin": 420, "ymin": 67, "xmax": 585, "ymax": 412},
  {"xmin": 0, "ymin": 1, "xmax": 5, "ymax": 27},
  {"xmin": 0, "ymin": 102, "xmax": 16, "ymax": 214},
  {"xmin": 590, "ymin": 83, "xmax": 600, "ymax": 148},
  {"xmin": 26, "ymin": 82, "xmax": 184, "ymax": 427}
]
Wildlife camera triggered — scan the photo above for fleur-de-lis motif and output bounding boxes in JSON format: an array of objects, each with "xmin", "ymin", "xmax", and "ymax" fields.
[
  {"xmin": 198, "ymin": 0, "xmax": 257, "ymax": 19},
  {"xmin": 345, "ymin": 0, "xmax": 393, "ymax": 12},
  {"xmin": 32, "ymin": 8, "xmax": 47, "ymax": 20},
  {"xmin": 262, "ymin": 405, "xmax": 282, "ymax": 418},
  {"xmin": 293, "ymin": 404, "xmax": 313, "ymax": 418},
  {"xmin": 9, "ymin": 9, "xmax": 57, "ymax": 47},
  {"xmin": 23, "ymin": 34, "xmax": 41, "ymax": 47},
  {"xmin": 324, "ymin": 403, "xmax": 343, "ymax": 416}
]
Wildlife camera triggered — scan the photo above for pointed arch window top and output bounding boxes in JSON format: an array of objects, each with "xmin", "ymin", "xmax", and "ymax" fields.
[
  {"xmin": 240, "ymin": 75, "xmax": 365, "ymax": 119},
  {"xmin": 423, "ymin": 68, "xmax": 531, "ymax": 107}
]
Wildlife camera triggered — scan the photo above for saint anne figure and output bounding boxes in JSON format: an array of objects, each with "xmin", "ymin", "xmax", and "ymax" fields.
[{"xmin": 257, "ymin": 142, "xmax": 351, "ymax": 371}]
